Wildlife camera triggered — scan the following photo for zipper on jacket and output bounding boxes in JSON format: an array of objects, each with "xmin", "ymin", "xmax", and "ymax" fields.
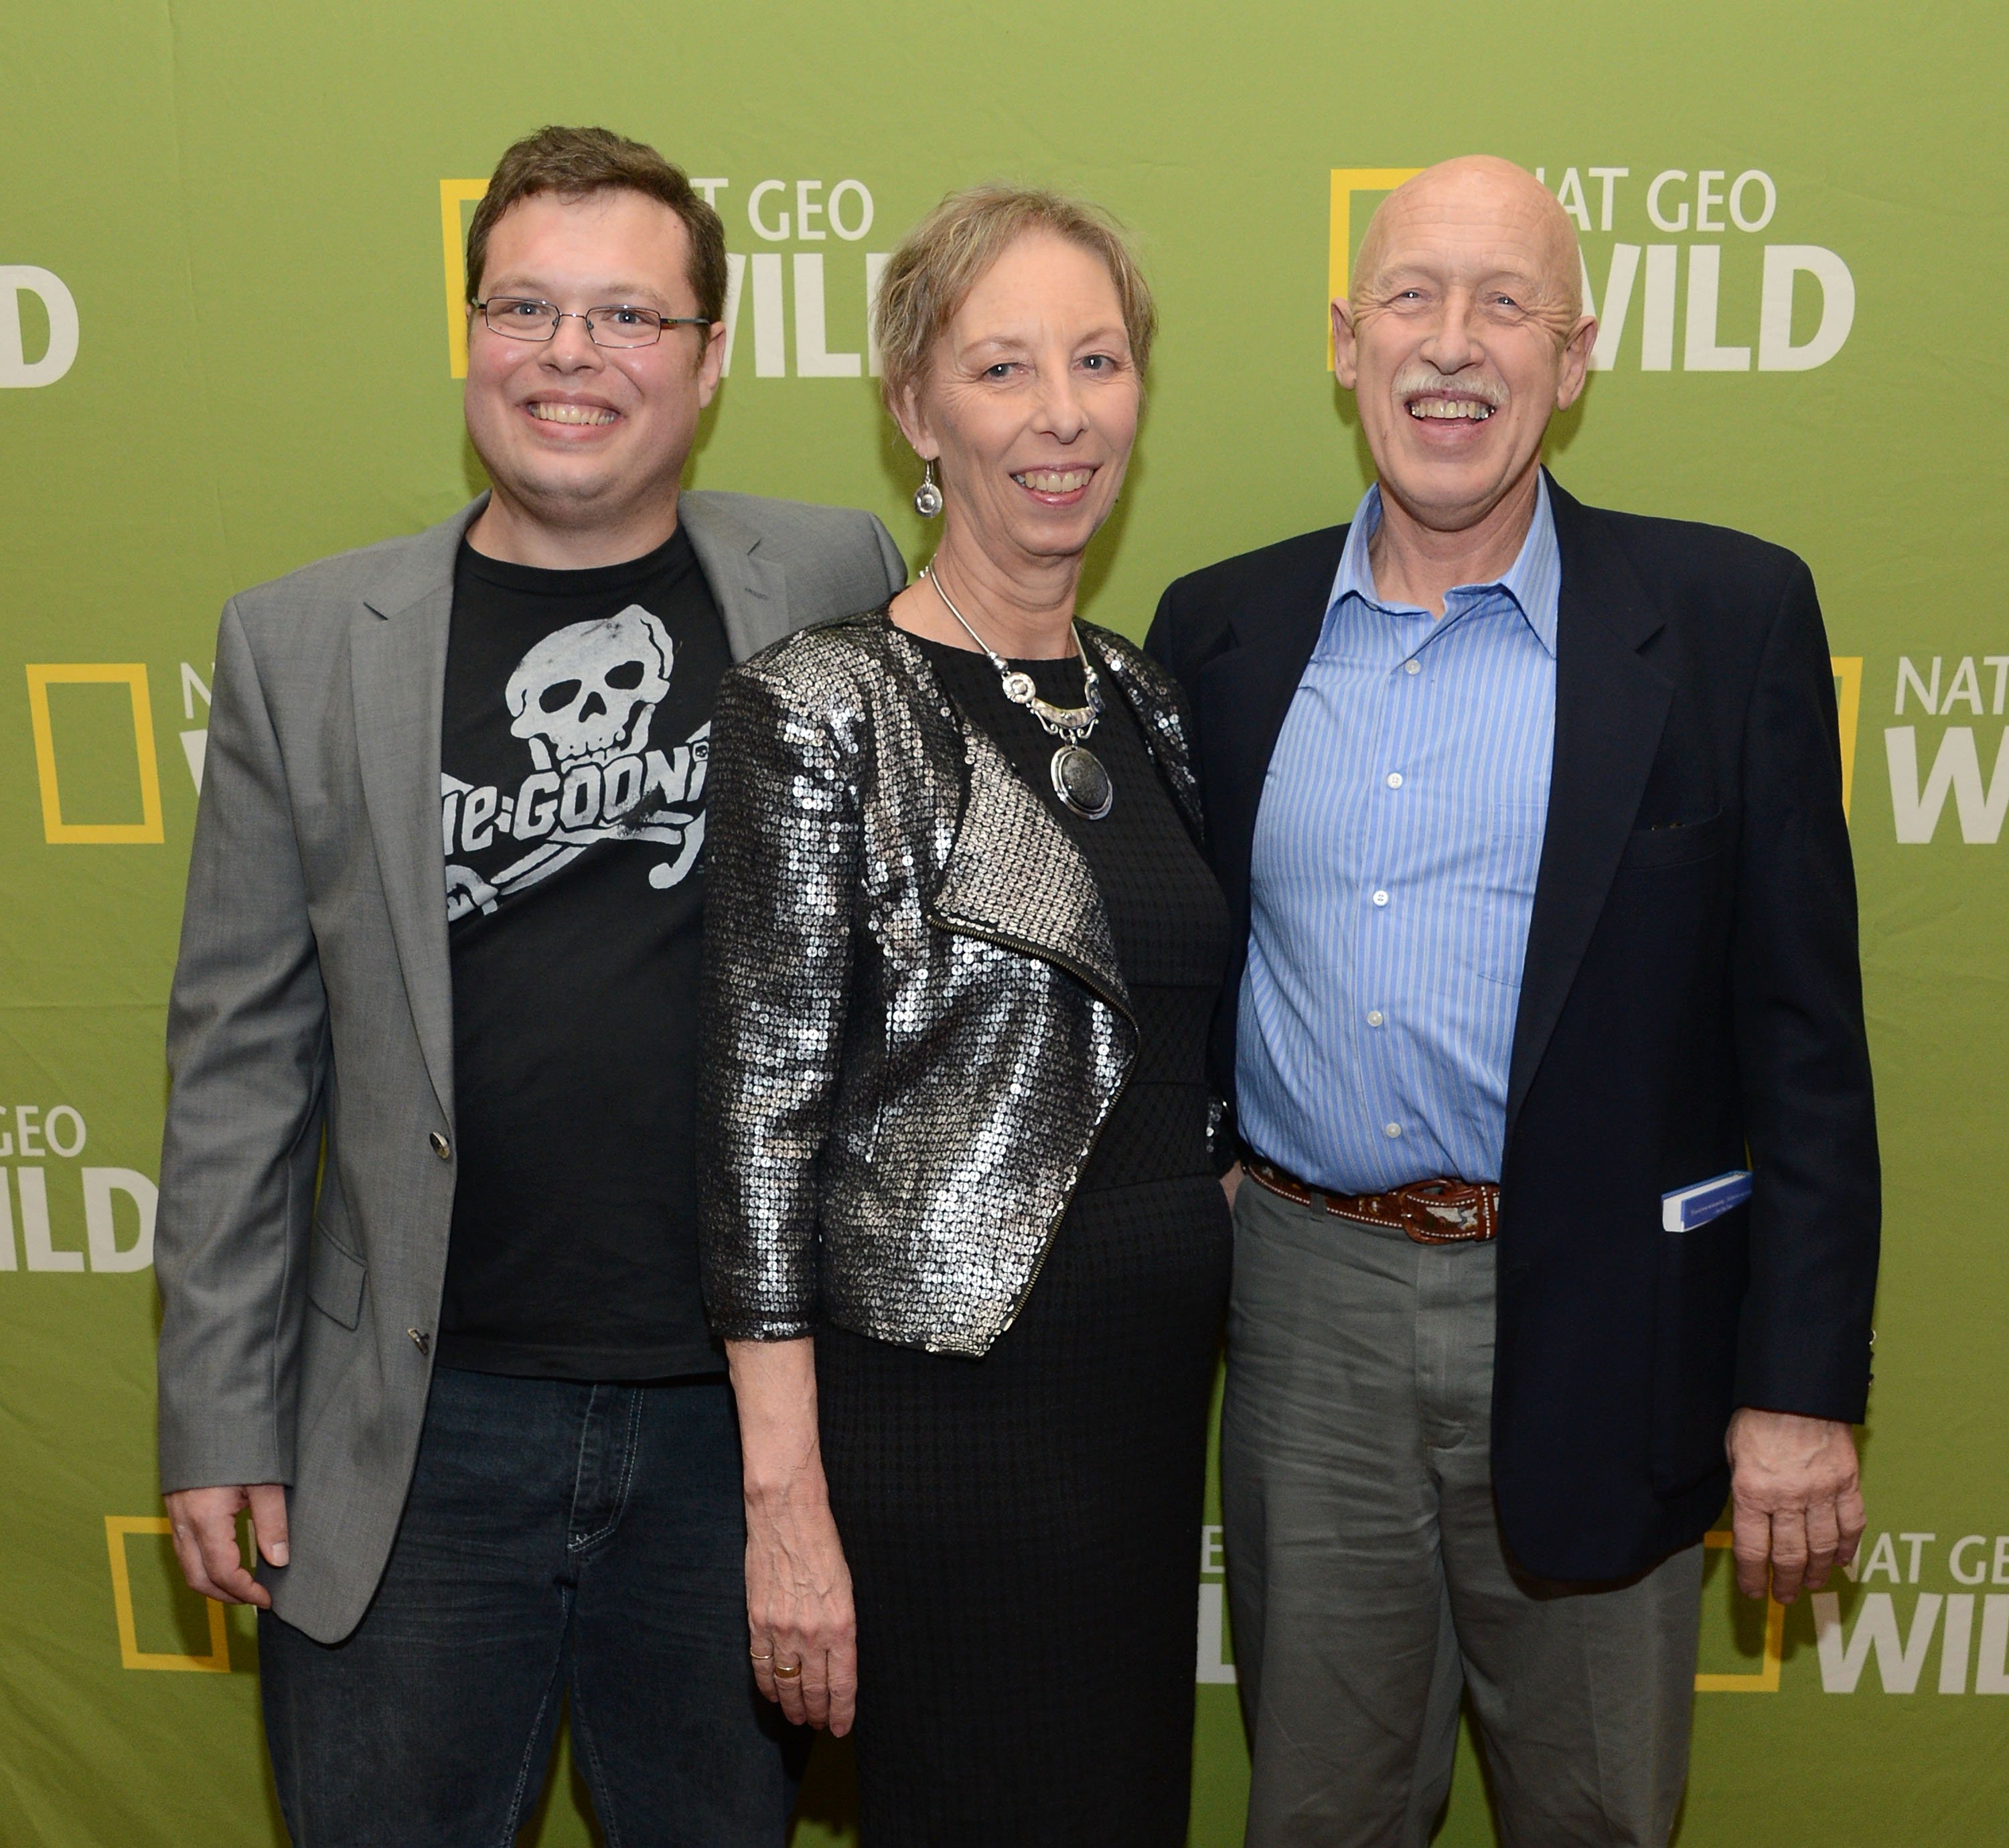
[
  {"xmin": 925, "ymin": 909, "xmax": 1134, "ymax": 1023},
  {"xmin": 927, "ymin": 909, "xmax": 1139, "ymax": 1342},
  {"xmin": 994, "ymin": 1052, "xmax": 1134, "ymax": 1342}
]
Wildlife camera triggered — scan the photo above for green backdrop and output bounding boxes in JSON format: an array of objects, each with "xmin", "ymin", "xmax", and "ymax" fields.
[{"xmin": 4, "ymin": 1, "xmax": 2004, "ymax": 1841}]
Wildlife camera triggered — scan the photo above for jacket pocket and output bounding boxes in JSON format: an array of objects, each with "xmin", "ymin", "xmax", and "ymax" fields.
[
  {"xmin": 305, "ymin": 1220, "xmax": 366, "ymax": 1330},
  {"xmin": 1649, "ymin": 1206, "xmax": 1748, "ymax": 1495},
  {"xmin": 1619, "ymin": 808, "xmax": 1726, "ymax": 871}
]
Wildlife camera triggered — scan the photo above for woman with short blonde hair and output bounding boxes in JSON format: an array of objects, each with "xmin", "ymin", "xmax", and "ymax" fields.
[{"xmin": 699, "ymin": 186, "xmax": 1230, "ymax": 1843}]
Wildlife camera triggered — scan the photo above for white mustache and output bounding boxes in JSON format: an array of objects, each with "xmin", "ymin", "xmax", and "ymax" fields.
[{"xmin": 1392, "ymin": 366, "xmax": 1505, "ymax": 407}]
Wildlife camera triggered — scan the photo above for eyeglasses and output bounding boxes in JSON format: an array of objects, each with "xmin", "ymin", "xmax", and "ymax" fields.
[{"xmin": 473, "ymin": 297, "xmax": 714, "ymax": 348}]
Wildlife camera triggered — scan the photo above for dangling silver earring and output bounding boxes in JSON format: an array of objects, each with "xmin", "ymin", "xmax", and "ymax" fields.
[{"xmin": 913, "ymin": 459, "xmax": 944, "ymax": 519}]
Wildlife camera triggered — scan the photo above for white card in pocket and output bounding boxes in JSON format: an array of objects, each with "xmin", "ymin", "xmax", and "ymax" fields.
[{"xmin": 1661, "ymin": 1170, "xmax": 1753, "ymax": 1232}]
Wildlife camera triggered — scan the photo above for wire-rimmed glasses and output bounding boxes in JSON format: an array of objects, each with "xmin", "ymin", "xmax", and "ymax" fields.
[{"xmin": 473, "ymin": 297, "xmax": 714, "ymax": 348}]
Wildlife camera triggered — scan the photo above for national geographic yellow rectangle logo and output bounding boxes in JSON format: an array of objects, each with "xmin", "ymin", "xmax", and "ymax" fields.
[
  {"xmin": 1694, "ymin": 1529, "xmax": 1785, "ymax": 1692},
  {"xmin": 104, "ymin": 1516, "xmax": 230, "ymax": 1671},
  {"xmin": 25, "ymin": 664, "xmax": 164, "ymax": 845},
  {"xmin": 441, "ymin": 179, "xmax": 488, "ymax": 379},
  {"xmin": 1834, "ymin": 656, "xmax": 1862, "ymax": 821},
  {"xmin": 1327, "ymin": 168, "xmax": 1422, "ymax": 369}
]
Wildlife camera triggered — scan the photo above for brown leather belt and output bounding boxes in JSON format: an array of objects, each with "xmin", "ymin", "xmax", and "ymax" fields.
[{"xmin": 1245, "ymin": 1153, "xmax": 1499, "ymax": 1245}]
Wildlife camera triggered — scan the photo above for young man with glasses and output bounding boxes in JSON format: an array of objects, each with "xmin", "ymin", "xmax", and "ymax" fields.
[{"xmin": 153, "ymin": 125, "xmax": 903, "ymax": 1845}]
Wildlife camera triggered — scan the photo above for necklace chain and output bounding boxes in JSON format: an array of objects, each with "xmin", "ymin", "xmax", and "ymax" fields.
[{"xmin": 921, "ymin": 562, "xmax": 1102, "ymax": 743}]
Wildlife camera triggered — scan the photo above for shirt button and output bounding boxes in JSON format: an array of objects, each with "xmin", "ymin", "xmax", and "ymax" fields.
[
  {"xmin": 1404, "ymin": 658, "xmax": 1421, "ymax": 675},
  {"xmin": 1371, "ymin": 890, "xmax": 1390, "ymax": 907},
  {"xmin": 1384, "ymin": 1123, "xmax": 1403, "ymax": 1139},
  {"xmin": 1386, "ymin": 772, "xmax": 1404, "ymax": 788},
  {"xmin": 429, "ymin": 1131, "xmax": 451, "ymax": 1161},
  {"xmin": 1367, "ymin": 1010, "xmax": 1385, "ymax": 1027}
]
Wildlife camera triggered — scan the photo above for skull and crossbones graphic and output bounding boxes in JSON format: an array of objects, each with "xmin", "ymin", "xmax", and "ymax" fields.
[
  {"xmin": 442, "ymin": 602, "xmax": 707, "ymax": 920},
  {"xmin": 506, "ymin": 604, "xmax": 674, "ymax": 772}
]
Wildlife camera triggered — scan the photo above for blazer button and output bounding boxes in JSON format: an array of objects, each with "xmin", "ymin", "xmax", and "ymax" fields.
[
  {"xmin": 407, "ymin": 1328, "xmax": 431, "ymax": 1355},
  {"xmin": 429, "ymin": 1131, "xmax": 451, "ymax": 1161}
]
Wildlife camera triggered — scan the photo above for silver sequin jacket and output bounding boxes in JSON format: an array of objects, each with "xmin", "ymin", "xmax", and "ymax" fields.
[{"xmin": 697, "ymin": 610, "xmax": 1205, "ymax": 1357}]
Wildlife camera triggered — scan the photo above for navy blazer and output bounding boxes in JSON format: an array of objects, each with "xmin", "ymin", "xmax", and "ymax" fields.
[{"xmin": 1146, "ymin": 475, "xmax": 1880, "ymax": 1581}]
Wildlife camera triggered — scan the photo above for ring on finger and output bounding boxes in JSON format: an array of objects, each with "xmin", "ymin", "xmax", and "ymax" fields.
[{"xmin": 773, "ymin": 1660, "xmax": 803, "ymax": 1679}]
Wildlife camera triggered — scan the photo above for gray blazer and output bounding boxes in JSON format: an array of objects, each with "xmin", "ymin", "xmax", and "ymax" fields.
[{"xmin": 155, "ymin": 490, "xmax": 904, "ymax": 1643}]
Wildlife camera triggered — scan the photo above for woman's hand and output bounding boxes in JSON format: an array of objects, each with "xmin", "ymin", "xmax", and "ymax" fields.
[
  {"xmin": 726, "ymin": 1337, "xmax": 858, "ymax": 1735},
  {"xmin": 745, "ymin": 1482, "xmax": 857, "ymax": 1733}
]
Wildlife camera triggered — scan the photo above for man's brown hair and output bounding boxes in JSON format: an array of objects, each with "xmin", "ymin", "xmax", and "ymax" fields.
[{"xmin": 465, "ymin": 125, "xmax": 729, "ymax": 325}]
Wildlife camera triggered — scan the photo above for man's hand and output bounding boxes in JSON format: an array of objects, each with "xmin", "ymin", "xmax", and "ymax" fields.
[
  {"xmin": 1726, "ymin": 1409, "xmax": 1864, "ymax": 1604},
  {"xmin": 165, "ymin": 1484, "xmax": 289, "ymax": 1608}
]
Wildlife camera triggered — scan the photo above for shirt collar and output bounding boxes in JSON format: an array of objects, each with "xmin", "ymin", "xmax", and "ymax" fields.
[{"xmin": 1327, "ymin": 471, "xmax": 1560, "ymax": 658}]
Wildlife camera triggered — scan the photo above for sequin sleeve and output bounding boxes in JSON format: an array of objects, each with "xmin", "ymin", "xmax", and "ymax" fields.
[{"xmin": 698, "ymin": 656, "xmax": 863, "ymax": 1342}]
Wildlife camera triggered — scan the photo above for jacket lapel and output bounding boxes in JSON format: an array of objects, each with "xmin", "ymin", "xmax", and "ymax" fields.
[
  {"xmin": 931, "ymin": 733, "xmax": 1132, "ymax": 1014},
  {"xmin": 682, "ymin": 490, "xmax": 794, "ymax": 662},
  {"xmin": 1197, "ymin": 532, "xmax": 1346, "ymax": 933},
  {"xmin": 351, "ymin": 498, "xmax": 483, "ymax": 1124},
  {"xmin": 1505, "ymin": 480, "xmax": 1671, "ymax": 1136},
  {"xmin": 882, "ymin": 626, "xmax": 1130, "ymax": 1015}
]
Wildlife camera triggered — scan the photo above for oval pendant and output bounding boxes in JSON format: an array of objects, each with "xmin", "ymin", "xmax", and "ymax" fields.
[{"xmin": 1051, "ymin": 744, "xmax": 1114, "ymax": 820}]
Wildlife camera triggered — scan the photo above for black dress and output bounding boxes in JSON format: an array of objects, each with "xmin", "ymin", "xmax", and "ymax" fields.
[{"xmin": 815, "ymin": 637, "xmax": 1232, "ymax": 1846}]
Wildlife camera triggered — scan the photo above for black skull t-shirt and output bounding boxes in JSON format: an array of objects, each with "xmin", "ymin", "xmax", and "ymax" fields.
[{"xmin": 435, "ymin": 523, "xmax": 731, "ymax": 1378}]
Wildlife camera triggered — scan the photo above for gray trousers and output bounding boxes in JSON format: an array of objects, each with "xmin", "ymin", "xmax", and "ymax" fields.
[{"xmin": 1223, "ymin": 1176, "xmax": 1703, "ymax": 1847}]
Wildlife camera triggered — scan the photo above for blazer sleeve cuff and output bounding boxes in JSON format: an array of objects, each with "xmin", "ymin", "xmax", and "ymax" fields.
[
  {"xmin": 157, "ymin": 1415, "xmax": 293, "ymax": 1496},
  {"xmin": 1732, "ymin": 1354, "xmax": 1872, "ymax": 1427}
]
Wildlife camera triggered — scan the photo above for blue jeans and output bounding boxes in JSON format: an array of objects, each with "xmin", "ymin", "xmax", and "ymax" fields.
[{"xmin": 259, "ymin": 1368, "xmax": 802, "ymax": 1847}]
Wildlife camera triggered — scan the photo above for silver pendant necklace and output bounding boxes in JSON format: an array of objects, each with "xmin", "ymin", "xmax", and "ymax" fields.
[{"xmin": 922, "ymin": 561, "xmax": 1114, "ymax": 821}]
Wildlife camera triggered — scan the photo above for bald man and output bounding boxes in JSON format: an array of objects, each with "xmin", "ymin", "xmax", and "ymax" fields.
[{"xmin": 1148, "ymin": 157, "xmax": 1878, "ymax": 1844}]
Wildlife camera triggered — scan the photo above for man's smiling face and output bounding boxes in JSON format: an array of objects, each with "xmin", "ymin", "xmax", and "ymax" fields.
[
  {"xmin": 463, "ymin": 188, "xmax": 724, "ymax": 537},
  {"xmin": 1334, "ymin": 157, "xmax": 1596, "ymax": 534}
]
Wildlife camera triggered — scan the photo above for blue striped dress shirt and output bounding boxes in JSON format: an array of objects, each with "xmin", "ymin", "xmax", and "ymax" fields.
[{"xmin": 1237, "ymin": 476, "xmax": 1560, "ymax": 1194}]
